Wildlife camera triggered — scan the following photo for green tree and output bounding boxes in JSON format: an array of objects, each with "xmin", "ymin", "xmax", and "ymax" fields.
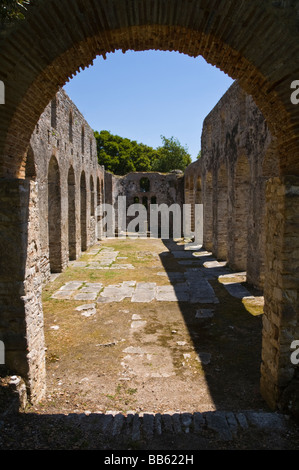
[
  {"xmin": 0, "ymin": 0, "xmax": 31, "ymax": 25},
  {"xmin": 95, "ymin": 130, "xmax": 156, "ymax": 175},
  {"xmin": 95, "ymin": 130, "xmax": 192, "ymax": 175},
  {"xmin": 153, "ymin": 135, "xmax": 192, "ymax": 173}
]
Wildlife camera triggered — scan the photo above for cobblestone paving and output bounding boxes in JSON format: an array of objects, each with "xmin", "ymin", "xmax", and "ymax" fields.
[
  {"xmin": 1, "ymin": 407, "xmax": 298, "ymax": 450},
  {"xmin": 52, "ymin": 245, "xmax": 256, "ymax": 305}
]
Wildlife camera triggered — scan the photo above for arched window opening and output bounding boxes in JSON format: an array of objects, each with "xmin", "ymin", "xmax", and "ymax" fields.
[
  {"xmin": 140, "ymin": 177, "xmax": 150, "ymax": 193},
  {"xmin": 51, "ymin": 97, "xmax": 57, "ymax": 129},
  {"xmin": 25, "ymin": 146, "xmax": 36, "ymax": 179},
  {"xmin": 81, "ymin": 126, "xmax": 85, "ymax": 154},
  {"xmin": 90, "ymin": 176, "xmax": 95, "ymax": 217},
  {"xmin": 69, "ymin": 111, "xmax": 73, "ymax": 143}
]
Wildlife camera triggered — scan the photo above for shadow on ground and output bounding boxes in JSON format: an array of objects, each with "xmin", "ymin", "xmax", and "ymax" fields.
[
  {"xmin": 159, "ymin": 239, "xmax": 265, "ymax": 411},
  {"xmin": 1, "ymin": 238, "xmax": 298, "ymax": 450}
]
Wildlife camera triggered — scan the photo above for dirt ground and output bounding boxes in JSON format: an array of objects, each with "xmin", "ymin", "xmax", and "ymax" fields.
[{"xmin": 32, "ymin": 237, "xmax": 267, "ymax": 416}]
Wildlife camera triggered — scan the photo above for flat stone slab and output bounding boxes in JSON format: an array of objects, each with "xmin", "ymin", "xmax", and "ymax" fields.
[
  {"xmin": 187, "ymin": 279, "xmax": 219, "ymax": 304},
  {"xmin": 98, "ymin": 283, "xmax": 135, "ymax": 303},
  {"xmin": 245, "ymin": 412, "xmax": 286, "ymax": 431},
  {"xmin": 75, "ymin": 304, "xmax": 97, "ymax": 317},
  {"xmin": 74, "ymin": 292, "xmax": 98, "ymax": 301},
  {"xmin": 223, "ymin": 283, "xmax": 252, "ymax": 299},
  {"xmin": 131, "ymin": 282, "xmax": 156, "ymax": 302},
  {"xmin": 112, "ymin": 264, "xmax": 135, "ymax": 269},
  {"xmin": 172, "ymin": 251, "xmax": 198, "ymax": 259},
  {"xmin": 218, "ymin": 272, "xmax": 247, "ymax": 284},
  {"xmin": 49, "ymin": 273, "xmax": 60, "ymax": 282},
  {"xmin": 60, "ymin": 281, "xmax": 84, "ymax": 291},
  {"xmin": 204, "ymin": 411, "xmax": 233, "ymax": 441},
  {"xmin": 196, "ymin": 352, "xmax": 212, "ymax": 365},
  {"xmin": 52, "ymin": 282, "xmax": 104, "ymax": 300},
  {"xmin": 192, "ymin": 251, "xmax": 212, "ymax": 257},
  {"xmin": 123, "ymin": 281, "xmax": 137, "ymax": 287},
  {"xmin": 80, "ymin": 283, "xmax": 103, "ymax": 293},
  {"xmin": 70, "ymin": 261, "xmax": 87, "ymax": 268},
  {"xmin": 87, "ymin": 264, "xmax": 135, "ymax": 270},
  {"xmin": 195, "ymin": 309, "xmax": 215, "ymax": 319},
  {"xmin": 52, "ymin": 291, "xmax": 74, "ymax": 300},
  {"xmin": 53, "ymin": 275, "xmax": 220, "ymax": 305},
  {"xmin": 183, "ymin": 245, "xmax": 203, "ymax": 251},
  {"xmin": 156, "ymin": 285, "xmax": 176, "ymax": 302},
  {"xmin": 158, "ymin": 284, "xmax": 190, "ymax": 302},
  {"xmin": 184, "ymin": 269, "xmax": 207, "ymax": 279},
  {"xmin": 203, "ymin": 260, "xmax": 228, "ymax": 268}
]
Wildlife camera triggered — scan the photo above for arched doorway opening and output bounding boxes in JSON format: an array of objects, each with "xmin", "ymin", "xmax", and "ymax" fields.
[
  {"xmin": 48, "ymin": 156, "xmax": 62, "ymax": 273},
  {"xmin": 80, "ymin": 171, "xmax": 87, "ymax": 252},
  {"xmin": 68, "ymin": 166, "xmax": 76, "ymax": 261},
  {"xmin": 0, "ymin": 1, "xmax": 298, "ymax": 411}
]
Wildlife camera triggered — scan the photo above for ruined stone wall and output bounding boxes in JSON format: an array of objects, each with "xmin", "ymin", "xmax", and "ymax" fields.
[
  {"xmin": 1, "ymin": 89, "xmax": 106, "ymax": 400},
  {"xmin": 28, "ymin": 89, "xmax": 105, "ymax": 282},
  {"xmin": 104, "ymin": 171, "xmax": 185, "ymax": 237},
  {"xmin": 184, "ymin": 83, "xmax": 299, "ymax": 413},
  {"xmin": 187, "ymin": 81, "xmax": 279, "ymax": 290}
]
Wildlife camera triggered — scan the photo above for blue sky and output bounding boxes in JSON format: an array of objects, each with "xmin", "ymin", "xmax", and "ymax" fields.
[{"xmin": 64, "ymin": 50, "xmax": 234, "ymax": 162}]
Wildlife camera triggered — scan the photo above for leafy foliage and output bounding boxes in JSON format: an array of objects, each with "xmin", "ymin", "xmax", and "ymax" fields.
[
  {"xmin": 95, "ymin": 130, "xmax": 192, "ymax": 175},
  {"xmin": 0, "ymin": 0, "xmax": 31, "ymax": 25},
  {"xmin": 152, "ymin": 135, "xmax": 192, "ymax": 173}
]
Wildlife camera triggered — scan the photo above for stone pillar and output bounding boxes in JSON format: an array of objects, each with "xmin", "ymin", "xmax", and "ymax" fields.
[
  {"xmin": 261, "ymin": 176, "xmax": 299, "ymax": 412},
  {"xmin": 203, "ymin": 172, "xmax": 213, "ymax": 251},
  {"xmin": 214, "ymin": 165, "xmax": 228, "ymax": 260},
  {"xmin": 0, "ymin": 178, "xmax": 46, "ymax": 404}
]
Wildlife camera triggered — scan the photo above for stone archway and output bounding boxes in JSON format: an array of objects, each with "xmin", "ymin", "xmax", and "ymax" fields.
[{"xmin": 0, "ymin": 0, "xmax": 298, "ymax": 409}]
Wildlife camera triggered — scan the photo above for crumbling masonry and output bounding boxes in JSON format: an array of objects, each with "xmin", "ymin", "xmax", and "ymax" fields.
[{"xmin": 0, "ymin": 0, "xmax": 298, "ymax": 416}]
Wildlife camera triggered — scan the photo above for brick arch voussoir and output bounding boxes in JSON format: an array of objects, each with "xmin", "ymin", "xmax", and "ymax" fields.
[{"xmin": 0, "ymin": 1, "xmax": 298, "ymax": 177}]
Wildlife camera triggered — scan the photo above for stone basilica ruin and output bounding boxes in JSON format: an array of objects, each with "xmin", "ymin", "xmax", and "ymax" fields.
[{"xmin": 0, "ymin": 1, "xmax": 298, "ymax": 421}]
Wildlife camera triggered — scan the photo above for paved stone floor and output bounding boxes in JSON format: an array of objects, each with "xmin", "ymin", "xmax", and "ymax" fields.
[
  {"xmin": 1, "ymin": 238, "xmax": 299, "ymax": 450},
  {"xmin": 40, "ymin": 237, "xmax": 269, "ymax": 414}
]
